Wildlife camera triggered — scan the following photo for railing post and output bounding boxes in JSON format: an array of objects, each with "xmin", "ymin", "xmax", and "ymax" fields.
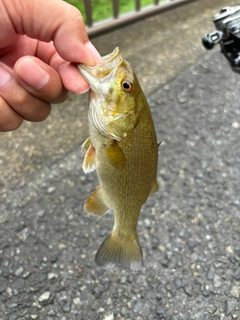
[
  {"xmin": 136, "ymin": 0, "xmax": 140, "ymax": 11},
  {"xmin": 113, "ymin": 0, "xmax": 119, "ymax": 19},
  {"xmin": 84, "ymin": 0, "xmax": 93, "ymax": 27}
]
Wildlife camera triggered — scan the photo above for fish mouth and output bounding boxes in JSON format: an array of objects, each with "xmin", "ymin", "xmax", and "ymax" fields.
[{"xmin": 78, "ymin": 47, "xmax": 123, "ymax": 95}]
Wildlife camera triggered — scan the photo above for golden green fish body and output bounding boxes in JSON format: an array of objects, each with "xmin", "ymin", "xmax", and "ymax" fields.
[{"xmin": 78, "ymin": 48, "xmax": 158, "ymax": 270}]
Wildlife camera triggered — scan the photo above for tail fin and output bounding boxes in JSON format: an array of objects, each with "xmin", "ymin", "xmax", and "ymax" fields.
[{"xmin": 95, "ymin": 232, "xmax": 143, "ymax": 271}]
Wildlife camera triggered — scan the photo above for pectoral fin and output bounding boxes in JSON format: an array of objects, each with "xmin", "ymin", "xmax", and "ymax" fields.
[
  {"xmin": 106, "ymin": 141, "xmax": 126, "ymax": 168},
  {"xmin": 82, "ymin": 139, "xmax": 96, "ymax": 173},
  {"xmin": 150, "ymin": 179, "xmax": 159, "ymax": 195},
  {"xmin": 84, "ymin": 185, "xmax": 110, "ymax": 216},
  {"xmin": 81, "ymin": 137, "xmax": 91, "ymax": 153}
]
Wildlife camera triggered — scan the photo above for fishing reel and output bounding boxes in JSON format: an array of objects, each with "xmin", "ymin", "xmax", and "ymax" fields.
[{"xmin": 202, "ymin": 6, "xmax": 240, "ymax": 73}]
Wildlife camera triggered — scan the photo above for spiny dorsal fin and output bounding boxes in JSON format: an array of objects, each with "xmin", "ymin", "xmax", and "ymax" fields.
[
  {"xmin": 84, "ymin": 185, "xmax": 110, "ymax": 216},
  {"xmin": 95, "ymin": 231, "xmax": 143, "ymax": 271}
]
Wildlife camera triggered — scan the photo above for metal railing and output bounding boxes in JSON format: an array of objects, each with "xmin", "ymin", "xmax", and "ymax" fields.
[{"xmin": 84, "ymin": 0, "xmax": 200, "ymax": 37}]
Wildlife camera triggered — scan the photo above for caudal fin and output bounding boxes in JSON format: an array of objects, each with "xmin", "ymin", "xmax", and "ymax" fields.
[{"xmin": 95, "ymin": 232, "xmax": 143, "ymax": 271}]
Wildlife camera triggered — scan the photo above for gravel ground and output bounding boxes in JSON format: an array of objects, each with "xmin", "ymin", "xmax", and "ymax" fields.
[{"xmin": 1, "ymin": 0, "xmax": 240, "ymax": 319}]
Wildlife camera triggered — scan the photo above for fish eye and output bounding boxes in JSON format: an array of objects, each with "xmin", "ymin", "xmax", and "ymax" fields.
[{"xmin": 122, "ymin": 79, "xmax": 133, "ymax": 92}]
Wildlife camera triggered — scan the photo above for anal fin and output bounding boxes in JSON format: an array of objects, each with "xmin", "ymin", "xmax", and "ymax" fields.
[{"xmin": 84, "ymin": 185, "xmax": 110, "ymax": 216}]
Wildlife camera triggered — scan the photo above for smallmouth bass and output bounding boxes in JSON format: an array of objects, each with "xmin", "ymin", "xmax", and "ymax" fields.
[{"xmin": 78, "ymin": 47, "xmax": 158, "ymax": 270}]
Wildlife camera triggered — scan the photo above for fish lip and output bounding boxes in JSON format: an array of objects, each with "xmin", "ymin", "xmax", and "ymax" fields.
[
  {"xmin": 78, "ymin": 47, "xmax": 123, "ymax": 93},
  {"xmin": 78, "ymin": 47, "xmax": 121, "ymax": 74}
]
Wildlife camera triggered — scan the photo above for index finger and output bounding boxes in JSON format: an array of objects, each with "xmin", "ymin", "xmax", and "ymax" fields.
[{"xmin": 2, "ymin": 0, "xmax": 102, "ymax": 65}]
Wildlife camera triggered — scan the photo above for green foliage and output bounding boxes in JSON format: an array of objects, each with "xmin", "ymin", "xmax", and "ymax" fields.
[{"xmin": 65, "ymin": 0, "xmax": 161, "ymax": 25}]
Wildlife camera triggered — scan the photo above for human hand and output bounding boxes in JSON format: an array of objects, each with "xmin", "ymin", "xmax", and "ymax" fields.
[{"xmin": 0, "ymin": 0, "xmax": 102, "ymax": 131}]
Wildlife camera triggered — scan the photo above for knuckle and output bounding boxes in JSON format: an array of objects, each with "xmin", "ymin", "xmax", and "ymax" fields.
[{"xmin": 0, "ymin": 98, "xmax": 23, "ymax": 131}]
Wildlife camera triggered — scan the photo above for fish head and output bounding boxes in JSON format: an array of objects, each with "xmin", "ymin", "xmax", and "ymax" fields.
[{"xmin": 78, "ymin": 47, "xmax": 139, "ymax": 141}]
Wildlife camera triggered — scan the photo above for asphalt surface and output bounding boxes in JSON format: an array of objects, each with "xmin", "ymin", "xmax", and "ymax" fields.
[{"xmin": 1, "ymin": 0, "xmax": 240, "ymax": 319}]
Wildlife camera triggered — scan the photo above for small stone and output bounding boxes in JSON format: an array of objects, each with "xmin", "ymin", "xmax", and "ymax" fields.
[
  {"xmin": 36, "ymin": 210, "xmax": 45, "ymax": 217},
  {"xmin": 177, "ymin": 91, "xmax": 188, "ymax": 103},
  {"xmin": 133, "ymin": 300, "xmax": 144, "ymax": 313},
  {"xmin": 100, "ymin": 228, "xmax": 108, "ymax": 237},
  {"xmin": 38, "ymin": 291, "xmax": 51, "ymax": 303},
  {"xmin": 161, "ymin": 258, "xmax": 169, "ymax": 268},
  {"xmin": 73, "ymin": 297, "xmax": 81, "ymax": 305},
  {"xmin": 144, "ymin": 218, "xmax": 151, "ymax": 228},
  {"xmin": 174, "ymin": 278, "xmax": 182, "ymax": 289},
  {"xmin": 93, "ymin": 286, "xmax": 103, "ymax": 299},
  {"xmin": 190, "ymin": 253, "xmax": 199, "ymax": 263},
  {"xmin": 62, "ymin": 300, "xmax": 71, "ymax": 313},
  {"xmin": 208, "ymin": 305, "xmax": 218, "ymax": 315},
  {"xmin": 232, "ymin": 122, "xmax": 239, "ymax": 129},
  {"xmin": 213, "ymin": 274, "xmax": 222, "ymax": 288},
  {"xmin": 58, "ymin": 243, "xmax": 67, "ymax": 250},
  {"xmin": 225, "ymin": 300, "xmax": 237, "ymax": 316},
  {"xmin": 48, "ymin": 309, "xmax": 56, "ymax": 316},
  {"xmin": 9, "ymin": 315, "xmax": 17, "ymax": 320},
  {"xmin": 48, "ymin": 273, "xmax": 58, "ymax": 280},
  {"xmin": 12, "ymin": 288, "xmax": 19, "ymax": 296},
  {"xmin": 47, "ymin": 186, "xmax": 56, "ymax": 193},
  {"xmin": 22, "ymin": 271, "xmax": 31, "ymax": 279},
  {"xmin": 103, "ymin": 313, "xmax": 114, "ymax": 320},
  {"xmin": 121, "ymin": 307, "xmax": 128, "ymax": 316},
  {"xmin": 184, "ymin": 283, "xmax": 193, "ymax": 296},
  {"xmin": 30, "ymin": 315, "xmax": 38, "ymax": 320},
  {"xmin": 15, "ymin": 266, "xmax": 24, "ymax": 277},
  {"xmin": 156, "ymin": 305, "xmax": 165, "ymax": 315},
  {"xmin": 206, "ymin": 270, "xmax": 214, "ymax": 280},
  {"xmin": 6, "ymin": 287, "xmax": 13, "ymax": 297},
  {"xmin": 120, "ymin": 276, "xmax": 127, "ymax": 284},
  {"xmin": 230, "ymin": 286, "xmax": 239, "ymax": 298}
]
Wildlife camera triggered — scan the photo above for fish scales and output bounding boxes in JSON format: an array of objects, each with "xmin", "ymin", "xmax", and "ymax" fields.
[{"xmin": 78, "ymin": 47, "xmax": 158, "ymax": 270}]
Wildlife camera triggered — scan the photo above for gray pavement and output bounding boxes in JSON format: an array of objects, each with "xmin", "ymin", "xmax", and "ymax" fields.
[{"xmin": 1, "ymin": 0, "xmax": 240, "ymax": 319}]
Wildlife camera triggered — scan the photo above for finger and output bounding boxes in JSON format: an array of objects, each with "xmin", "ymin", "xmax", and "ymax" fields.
[
  {"xmin": 0, "ymin": 96, "xmax": 23, "ymax": 132},
  {"xmin": 3, "ymin": 0, "xmax": 102, "ymax": 65},
  {"xmin": 0, "ymin": 64, "xmax": 51, "ymax": 122},
  {"xmin": 36, "ymin": 41, "xmax": 90, "ymax": 94},
  {"xmin": 50, "ymin": 53, "xmax": 90, "ymax": 94},
  {"xmin": 14, "ymin": 56, "xmax": 69, "ymax": 103}
]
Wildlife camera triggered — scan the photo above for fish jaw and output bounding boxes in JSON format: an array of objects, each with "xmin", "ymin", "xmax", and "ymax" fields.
[
  {"xmin": 78, "ymin": 66, "xmax": 102, "ymax": 96},
  {"xmin": 78, "ymin": 47, "xmax": 123, "ymax": 94}
]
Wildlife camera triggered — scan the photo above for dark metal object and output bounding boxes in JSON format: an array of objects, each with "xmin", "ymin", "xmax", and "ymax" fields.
[{"xmin": 202, "ymin": 6, "xmax": 240, "ymax": 73}]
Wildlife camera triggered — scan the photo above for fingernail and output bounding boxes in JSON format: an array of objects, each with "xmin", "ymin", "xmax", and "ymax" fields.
[
  {"xmin": 16, "ymin": 59, "xmax": 50, "ymax": 90},
  {"xmin": 0, "ymin": 67, "xmax": 11, "ymax": 88},
  {"xmin": 85, "ymin": 42, "xmax": 102, "ymax": 64}
]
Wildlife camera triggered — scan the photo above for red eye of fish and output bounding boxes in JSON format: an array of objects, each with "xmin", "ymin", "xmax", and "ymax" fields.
[{"xmin": 122, "ymin": 80, "xmax": 133, "ymax": 92}]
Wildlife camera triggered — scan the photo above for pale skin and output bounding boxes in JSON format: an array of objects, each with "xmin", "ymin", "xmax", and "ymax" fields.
[{"xmin": 0, "ymin": 0, "xmax": 102, "ymax": 132}]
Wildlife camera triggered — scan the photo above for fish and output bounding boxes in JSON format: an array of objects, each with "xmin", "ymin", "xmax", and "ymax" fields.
[{"xmin": 78, "ymin": 47, "xmax": 158, "ymax": 270}]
